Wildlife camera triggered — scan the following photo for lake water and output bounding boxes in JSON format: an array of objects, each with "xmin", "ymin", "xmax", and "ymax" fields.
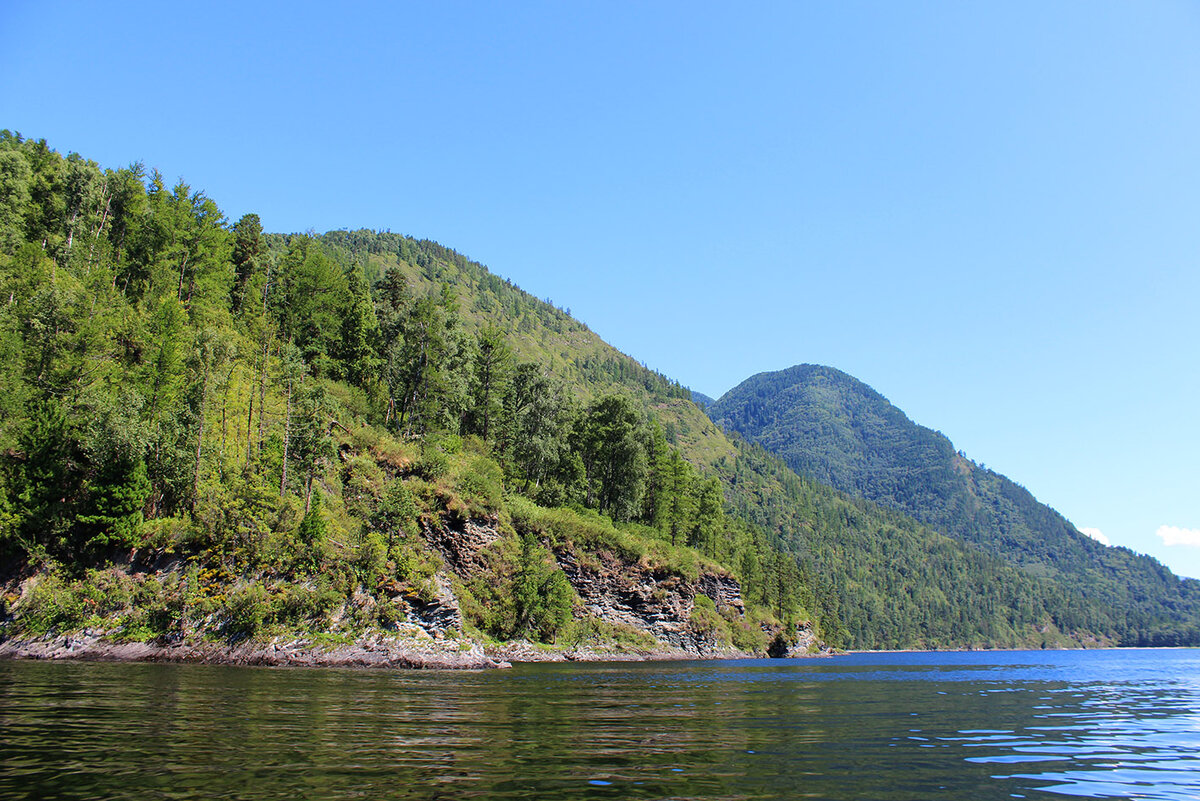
[{"xmin": 1, "ymin": 649, "xmax": 1198, "ymax": 800}]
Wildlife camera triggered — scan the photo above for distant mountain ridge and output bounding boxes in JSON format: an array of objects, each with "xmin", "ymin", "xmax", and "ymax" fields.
[{"xmin": 708, "ymin": 364, "xmax": 1200, "ymax": 645}]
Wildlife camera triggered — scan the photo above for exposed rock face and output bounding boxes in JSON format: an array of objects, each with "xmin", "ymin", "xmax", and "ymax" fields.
[
  {"xmin": 403, "ymin": 574, "xmax": 463, "ymax": 634},
  {"xmin": 0, "ymin": 514, "xmax": 822, "ymax": 670},
  {"xmin": 554, "ymin": 550, "xmax": 744, "ymax": 653},
  {"xmin": 698, "ymin": 572, "xmax": 744, "ymax": 614},
  {"xmin": 421, "ymin": 514, "xmax": 756, "ymax": 656},
  {"xmin": 374, "ymin": 572, "xmax": 464, "ymax": 638},
  {"xmin": 767, "ymin": 624, "xmax": 825, "ymax": 658},
  {"xmin": 421, "ymin": 515, "xmax": 503, "ymax": 577},
  {"xmin": 788, "ymin": 626, "xmax": 821, "ymax": 656}
]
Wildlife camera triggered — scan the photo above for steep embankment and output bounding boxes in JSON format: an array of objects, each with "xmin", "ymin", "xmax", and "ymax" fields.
[
  {"xmin": 709, "ymin": 364, "xmax": 1200, "ymax": 646},
  {"xmin": 2, "ymin": 502, "xmax": 784, "ymax": 667}
]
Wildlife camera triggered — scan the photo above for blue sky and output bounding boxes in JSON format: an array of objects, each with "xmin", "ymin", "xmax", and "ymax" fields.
[{"xmin": 3, "ymin": 1, "xmax": 1198, "ymax": 576}]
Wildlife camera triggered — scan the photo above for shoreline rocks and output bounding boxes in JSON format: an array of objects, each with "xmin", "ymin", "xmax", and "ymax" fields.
[
  {"xmin": 0, "ymin": 632, "xmax": 511, "ymax": 670},
  {"xmin": 0, "ymin": 631, "xmax": 833, "ymax": 670}
]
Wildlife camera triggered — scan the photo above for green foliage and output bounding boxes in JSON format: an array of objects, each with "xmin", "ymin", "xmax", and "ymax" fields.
[
  {"xmin": 76, "ymin": 457, "xmax": 149, "ymax": 549},
  {"xmin": 512, "ymin": 530, "xmax": 575, "ymax": 642},
  {"xmin": 518, "ymin": 503, "xmax": 646, "ymax": 565},
  {"xmin": 223, "ymin": 583, "xmax": 269, "ymax": 639},
  {"xmin": 573, "ymin": 394, "xmax": 646, "ymax": 521},
  {"xmin": 414, "ymin": 446, "xmax": 449, "ymax": 480},
  {"xmin": 689, "ymin": 593, "xmax": 732, "ymax": 645},
  {"xmin": 464, "ymin": 324, "xmax": 511, "ymax": 441},
  {"xmin": 710, "ymin": 364, "xmax": 1200, "ymax": 647},
  {"xmin": 272, "ymin": 235, "xmax": 351, "ymax": 376},
  {"xmin": 3, "ymin": 134, "xmax": 1194, "ymax": 654},
  {"xmin": 558, "ymin": 616, "xmax": 658, "ymax": 652},
  {"xmin": 387, "ymin": 287, "xmax": 469, "ymax": 435},
  {"xmin": 356, "ymin": 531, "xmax": 388, "ymax": 585},
  {"xmin": 499, "ymin": 361, "xmax": 577, "ymax": 502},
  {"xmin": 13, "ymin": 399, "xmax": 83, "ymax": 553},
  {"xmin": 272, "ymin": 580, "xmax": 341, "ymax": 628},
  {"xmin": 297, "ymin": 492, "xmax": 326, "ymax": 545},
  {"xmin": 374, "ymin": 479, "xmax": 418, "ymax": 548},
  {"xmin": 229, "ymin": 213, "xmax": 264, "ymax": 315},
  {"xmin": 728, "ymin": 606, "xmax": 772, "ymax": 653},
  {"xmin": 17, "ymin": 573, "xmax": 87, "ymax": 635},
  {"xmin": 461, "ymin": 529, "xmax": 575, "ymax": 643},
  {"xmin": 456, "ymin": 455, "xmax": 504, "ymax": 514},
  {"xmin": 338, "ymin": 268, "xmax": 382, "ymax": 388}
]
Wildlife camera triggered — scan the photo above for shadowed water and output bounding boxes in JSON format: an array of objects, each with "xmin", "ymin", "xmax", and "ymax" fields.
[{"xmin": 1, "ymin": 649, "xmax": 1197, "ymax": 799}]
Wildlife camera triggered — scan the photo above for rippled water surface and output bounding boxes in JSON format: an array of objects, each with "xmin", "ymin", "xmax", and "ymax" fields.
[{"xmin": 2, "ymin": 649, "xmax": 1198, "ymax": 799}]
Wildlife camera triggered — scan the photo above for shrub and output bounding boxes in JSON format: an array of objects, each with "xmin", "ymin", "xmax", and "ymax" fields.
[
  {"xmin": 138, "ymin": 516, "xmax": 190, "ymax": 551},
  {"xmin": 530, "ymin": 506, "xmax": 645, "ymax": 564},
  {"xmin": 729, "ymin": 606, "xmax": 771, "ymax": 653},
  {"xmin": 643, "ymin": 541, "xmax": 701, "ymax": 582},
  {"xmin": 356, "ymin": 531, "xmax": 388, "ymax": 585},
  {"xmin": 18, "ymin": 574, "xmax": 86, "ymax": 635},
  {"xmin": 511, "ymin": 531, "xmax": 576, "ymax": 643},
  {"xmin": 559, "ymin": 616, "xmax": 657, "ymax": 651},
  {"xmin": 376, "ymin": 599, "xmax": 403, "ymax": 629},
  {"xmin": 115, "ymin": 608, "xmax": 155, "ymax": 642},
  {"xmin": 223, "ymin": 583, "xmax": 270, "ymax": 639},
  {"xmin": 78, "ymin": 569, "xmax": 136, "ymax": 616},
  {"xmin": 690, "ymin": 593, "xmax": 732, "ymax": 645},
  {"xmin": 456, "ymin": 456, "xmax": 504, "ymax": 514},
  {"xmin": 414, "ymin": 448, "xmax": 448, "ymax": 480},
  {"xmin": 272, "ymin": 579, "xmax": 340, "ymax": 628},
  {"xmin": 342, "ymin": 454, "xmax": 384, "ymax": 520},
  {"xmin": 376, "ymin": 480, "xmax": 418, "ymax": 540}
]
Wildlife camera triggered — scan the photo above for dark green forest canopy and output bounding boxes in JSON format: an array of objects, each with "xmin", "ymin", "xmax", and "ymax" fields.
[
  {"xmin": 2, "ymin": 132, "xmax": 1195, "ymax": 649},
  {"xmin": 709, "ymin": 364, "xmax": 1200, "ymax": 647}
]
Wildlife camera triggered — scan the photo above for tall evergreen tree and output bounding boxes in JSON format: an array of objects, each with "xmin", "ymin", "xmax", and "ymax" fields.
[
  {"xmin": 466, "ymin": 324, "xmax": 511, "ymax": 441},
  {"xmin": 573, "ymin": 394, "xmax": 645, "ymax": 521}
]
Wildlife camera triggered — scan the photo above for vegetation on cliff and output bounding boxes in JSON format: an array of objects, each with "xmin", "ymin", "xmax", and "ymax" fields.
[
  {"xmin": 2, "ymin": 132, "xmax": 1192, "ymax": 653},
  {"xmin": 0, "ymin": 132, "xmax": 802, "ymax": 655}
]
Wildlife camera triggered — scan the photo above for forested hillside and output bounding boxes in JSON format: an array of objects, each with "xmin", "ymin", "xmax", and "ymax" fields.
[
  {"xmin": 709, "ymin": 364, "xmax": 1200, "ymax": 646},
  {"xmin": 311, "ymin": 230, "xmax": 1138, "ymax": 649},
  {"xmin": 1, "ymin": 133, "xmax": 1193, "ymax": 653}
]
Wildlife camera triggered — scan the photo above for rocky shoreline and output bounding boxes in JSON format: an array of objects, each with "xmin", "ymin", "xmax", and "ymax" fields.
[
  {"xmin": 0, "ymin": 516, "xmax": 830, "ymax": 670},
  {"xmin": 0, "ymin": 631, "xmax": 811, "ymax": 670},
  {"xmin": 0, "ymin": 632, "xmax": 510, "ymax": 669}
]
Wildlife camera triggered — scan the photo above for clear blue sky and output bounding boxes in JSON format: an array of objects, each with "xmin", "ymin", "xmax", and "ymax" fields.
[{"xmin": 4, "ymin": 1, "xmax": 1198, "ymax": 576}]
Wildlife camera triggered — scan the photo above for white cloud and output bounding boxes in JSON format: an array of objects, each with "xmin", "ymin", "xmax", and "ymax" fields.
[
  {"xmin": 1156, "ymin": 525, "xmax": 1200, "ymax": 548},
  {"xmin": 1080, "ymin": 527, "xmax": 1111, "ymax": 546}
]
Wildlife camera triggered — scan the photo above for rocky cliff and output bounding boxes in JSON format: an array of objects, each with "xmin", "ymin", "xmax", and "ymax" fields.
[
  {"xmin": 420, "ymin": 512, "xmax": 822, "ymax": 660},
  {"xmin": 1, "ymin": 508, "xmax": 825, "ymax": 668}
]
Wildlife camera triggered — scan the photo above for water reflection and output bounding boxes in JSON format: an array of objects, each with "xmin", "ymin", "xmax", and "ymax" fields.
[{"xmin": 0, "ymin": 650, "xmax": 1197, "ymax": 799}]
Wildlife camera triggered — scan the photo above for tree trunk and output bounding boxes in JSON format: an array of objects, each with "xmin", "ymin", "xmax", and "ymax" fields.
[
  {"xmin": 280, "ymin": 378, "xmax": 292, "ymax": 498},
  {"xmin": 257, "ymin": 262, "xmax": 273, "ymax": 457},
  {"xmin": 191, "ymin": 362, "xmax": 210, "ymax": 511},
  {"xmin": 176, "ymin": 252, "xmax": 190, "ymax": 302},
  {"xmin": 257, "ymin": 339, "xmax": 269, "ymax": 457},
  {"xmin": 304, "ymin": 462, "xmax": 314, "ymax": 514},
  {"xmin": 88, "ymin": 183, "xmax": 111, "ymax": 265},
  {"xmin": 245, "ymin": 352, "xmax": 256, "ymax": 466}
]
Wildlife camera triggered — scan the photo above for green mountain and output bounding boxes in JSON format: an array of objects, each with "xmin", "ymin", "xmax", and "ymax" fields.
[
  {"xmin": 2, "ymin": 132, "xmax": 1195, "ymax": 656},
  {"xmin": 708, "ymin": 363, "xmax": 1200, "ymax": 646}
]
